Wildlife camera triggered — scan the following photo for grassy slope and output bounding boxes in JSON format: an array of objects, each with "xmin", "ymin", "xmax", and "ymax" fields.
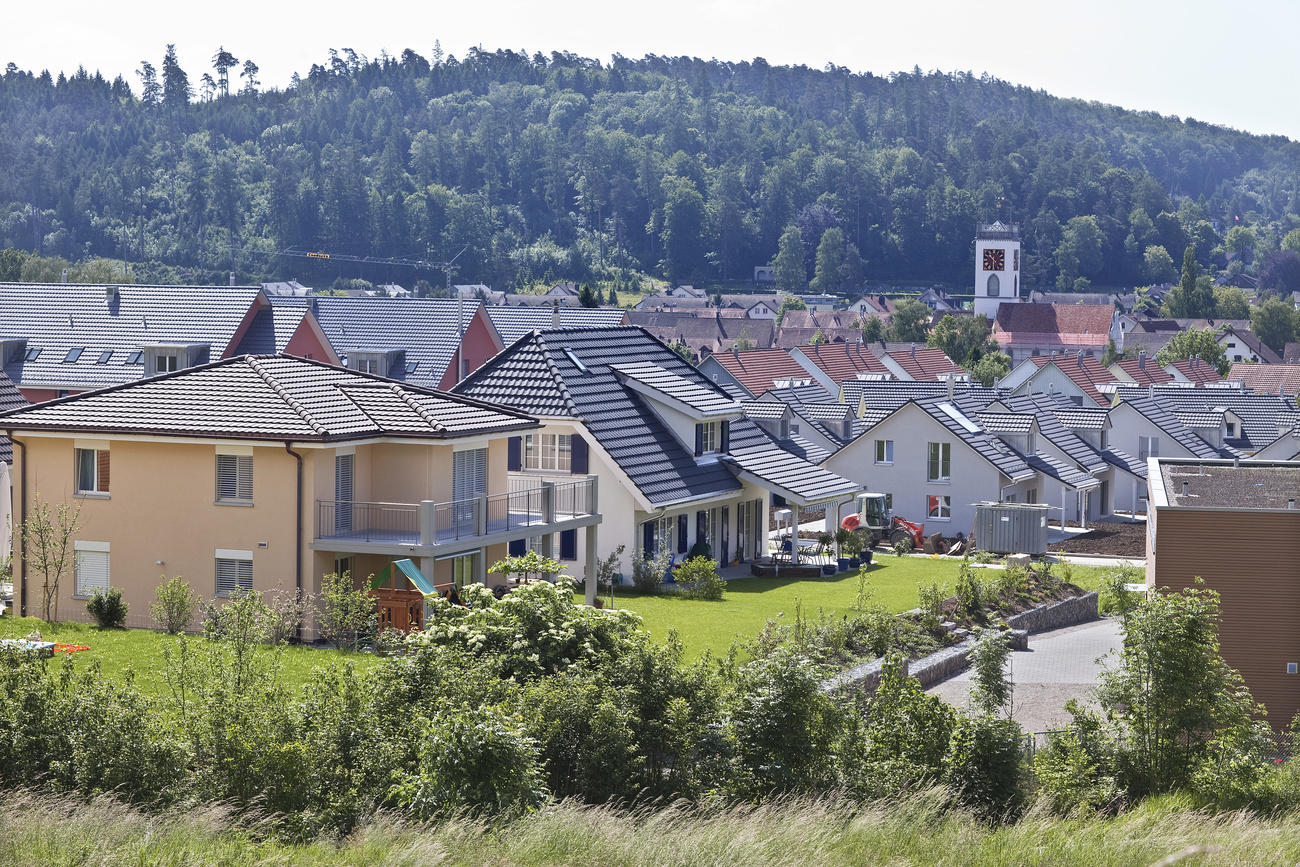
[
  {"xmin": 597, "ymin": 558, "xmax": 1111, "ymax": 660},
  {"xmin": 2, "ymin": 791, "xmax": 1296, "ymax": 866},
  {"xmin": 0, "ymin": 617, "xmax": 380, "ymax": 698}
]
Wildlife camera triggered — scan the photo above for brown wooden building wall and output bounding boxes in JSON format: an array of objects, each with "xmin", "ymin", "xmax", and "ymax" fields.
[{"xmin": 1148, "ymin": 508, "xmax": 1300, "ymax": 730}]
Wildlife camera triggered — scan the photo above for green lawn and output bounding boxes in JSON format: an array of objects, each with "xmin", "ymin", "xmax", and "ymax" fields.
[
  {"xmin": 0, "ymin": 617, "xmax": 379, "ymax": 698},
  {"xmin": 597, "ymin": 557, "xmax": 1112, "ymax": 661}
]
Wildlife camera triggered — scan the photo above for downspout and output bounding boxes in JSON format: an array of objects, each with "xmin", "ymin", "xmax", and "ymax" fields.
[
  {"xmin": 283, "ymin": 442, "xmax": 304, "ymax": 638},
  {"xmin": 7, "ymin": 432, "xmax": 24, "ymax": 616}
]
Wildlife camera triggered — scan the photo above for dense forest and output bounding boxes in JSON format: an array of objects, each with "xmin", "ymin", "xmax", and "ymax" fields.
[{"xmin": 2, "ymin": 46, "xmax": 1299, "ymax": 292}]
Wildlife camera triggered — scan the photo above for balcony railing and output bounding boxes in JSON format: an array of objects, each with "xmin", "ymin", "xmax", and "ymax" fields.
[{"xmin": 315, "ymin": 477, "xmax": 597, "ymax": 548}]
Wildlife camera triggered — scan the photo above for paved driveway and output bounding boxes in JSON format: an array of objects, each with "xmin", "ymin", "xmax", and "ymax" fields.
[{"xmin": 927, "ymin": 618, "xmax": 1123, "ymax": 733}]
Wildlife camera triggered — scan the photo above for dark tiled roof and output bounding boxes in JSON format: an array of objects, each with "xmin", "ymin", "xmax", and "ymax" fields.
[
  {"xmin": 281, "ymin": 295, "xmax": 485, "ymax": 387},
  {"xmin": 726, "ymin": 420, "xmax": 859, "ymax": 504},
  {"xmin": 611, "ymin": 361, "xmax": 737, "ymax": 415},
  {"xmin": 456, "ymin": 327, "xmax": 742, "ymax": 506},
  {"xmin": 915, "ymin": 398, "xmax": 1034, "ymax": 483},
  {"xmin": 1113, "ymin": 384, "xmax": 1294, "ymax": 453},
  {"xmin": 1024, "ymin": 451, "xmax": 1099, "ymax": 490},
  {"xmin": 486, "ymin": 307, "xmax": 628, "ymax": 345},
  {"xmin": 0, "ymin": 354, "xmax": 535, "ymax": 441},
  {"xmin": 775, "ymin": 328, "xmax": 862, "ymax": 348},
  {"xmin": 1283, "ymin": 342, "xmax": 1300, "ymax": 365},
  {"xmin": 1101, "ymin": 446, "xmax": 1147, "ymax": 479},
  {"xmin": 840, "ymin": 380, "xmax": 1002, "ymax": 415},
  {"xmin": 998, "ymin": 393, "xmax": 1108, "ymax": 474},
  {"xmin": 741, "ymin": 400, "xmax": 788, "ymax": 421},
  {"xmin": 234, "ymin": 298, "xmax": 313, "ymax": 355},
  {"xmin": 1052, "ymin": 407, "xmax": 1109, "ymax": 430},
  {"xmin": 0, "ymin": 371, "xmax": 26, "ymax": 461},
  {"xmin": 1114, "ymin": 395, "xmax": 1223, "ymax": 458},
  {"xmin": 0, "ymin": 282, "xmax": 263, "ymax": 390},
  {"xmin": 976, "ymin": 412, "xmax": 1034, "ymax": 434}
]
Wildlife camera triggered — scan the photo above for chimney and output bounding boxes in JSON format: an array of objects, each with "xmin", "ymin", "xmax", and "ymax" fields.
[
  {"xmin": 946, "ymin": 374, "xmax": 955, "ymax": 401},
  {"xmin": 551, "ymin": 301, "xmax": 560, "ymax": 328},
  {"xmin": 910, "ymin": 343, "xmax": 916, "ymax": 359},
  {"xmin": 1138, "ymin": 349, "xmax": 1146, "ymax": 371},
  {"xmin": 60, "ymin": 268, "xmax": 69, "ymax": 283},
  {"xmin": 1288, "ymin": 498, "xmax": 1296, "ymax": 510},
  {"xmin": 229, "ymin": 271, "xmax": 236, "ymax": 286},
  {"xmin": 1076, "ymin": 350, "xmax": 1084, "ymax": 368},
  {"xmin": 1182, "ymin": 481, "xmax": 1189, "ymax": 496}
]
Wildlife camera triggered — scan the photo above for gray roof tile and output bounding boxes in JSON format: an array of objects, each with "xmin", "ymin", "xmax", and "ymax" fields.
[{"xmin": 486, "ymin": 307, "xmax": 628, "ymax": 345}]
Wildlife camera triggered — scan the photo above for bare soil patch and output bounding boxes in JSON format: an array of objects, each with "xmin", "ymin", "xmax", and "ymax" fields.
[{"xmin": 1048, "ymin": 519, "xmax": 1146, "ymax": 558}]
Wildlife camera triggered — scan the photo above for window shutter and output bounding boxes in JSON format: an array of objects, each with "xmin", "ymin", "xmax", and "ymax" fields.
[
  {"xmin": 694, "ymin": 424, "xmax": 703, "ymax": 457},
  {"xmin": 75, "ymin": 550, "xmax": 110, "ymax": 596},
  {"xmin": 642, "ymin": 521, "xmax": 655, "ymax": 557},
  {"xmin": 720, "ymin": 421, "xmax": 730, "ymax": 453},
  {"xmin": 508, "ymin": 538, "xmax": 526, "ymax": 556},
  {"xmin": 96, "ymin": 450, "xmax": 110, "ymax": 492},
  {"xmin": 676, "ymin": 515, "xmax": 688, "ymax": 554},
  {"xmin": 216, "ymin": 455, "xmax": 238, "ymax": 500},
  {"xmin": 507, "ymin": 436, "xmax": 522, "ymax": 471},
  {"xmin": 216, "ymin": 558, "xmax": 253, "ymax": 595},
  {"xmin": 237, "ymin": 455, "xmax": 252, "ymax": 500},
  {"xmin": 335, "ymin": 454, "xmax": 354, "ymax": 501},
  {"xmin": 570, "ymin": 434, "xmax": 588, "ymax": 474},
  {"xmin": 560, "ymin": 528, "xmax": 577, "ymax": 560},
  {"xmin": 696, "ymin": 510, "xmax": 706, "ymax": 545}
]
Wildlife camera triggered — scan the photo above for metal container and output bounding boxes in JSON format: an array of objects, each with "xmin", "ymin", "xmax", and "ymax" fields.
[{"xmin": 972, "ymin": 502, "xmax": 1051, "ymax": 556}]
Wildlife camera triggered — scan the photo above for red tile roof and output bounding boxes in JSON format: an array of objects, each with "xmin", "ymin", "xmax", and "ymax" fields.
[
  {"xmin": 887, "ymin": 347, "xmax": 964, "ymax": 381},
  {"xmin": 1226, "ymin": 363, "xmax": 1300, "ymax": 396},
  {"xmin": 1029, "ymin": 354, "xmax": 1116, "ymax": 406},
  {"xmin": 994, "ymin": 303, "xmax": 1113, "ymax": 349},
  {"xmin": 1168, "ymin": 359, "xmax": 1223, "ymax": 385},
  {"xmin": 1113, "ymin": 357, "xmax": 1174, "ymax": 386},
  {"xmin": 797, "ymin": 342, "xmax": 892, "ymax": 383},
  {"xmin": 707, "ymin": 348, "xmax": 809, "ymax": 396}
]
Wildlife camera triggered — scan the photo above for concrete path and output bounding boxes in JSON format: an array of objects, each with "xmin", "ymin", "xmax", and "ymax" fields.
[{"xmin": 927, "ymin": 618, "xmax": 1123, "ymax": 733}]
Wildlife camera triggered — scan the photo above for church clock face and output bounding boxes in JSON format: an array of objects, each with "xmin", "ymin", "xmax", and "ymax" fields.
[{"xmin": 983, "ymin": 248, "xmax": 1005, "ymax": 271}]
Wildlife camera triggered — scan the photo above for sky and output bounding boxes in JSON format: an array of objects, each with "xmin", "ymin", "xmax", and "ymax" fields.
[{"xmin": 5, "ymin": 0, "xmax": 1298, "ymax": 140}]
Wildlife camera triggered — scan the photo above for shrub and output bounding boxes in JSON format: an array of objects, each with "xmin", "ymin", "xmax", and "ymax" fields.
[
  {"xmin": 1032, "ymin": 725, "xmax": 1119, "ymax": 815},
  {"xmin": 388, "ymin": 705, "xmax": 546, "ymax": 821},
  {"xmin": 687, "ymin": 539, "xmax": 712, "ymax": 560},
  {"xmin": 631, "ymin": 547, "xmax": 671, "ymax": 594},
  {"xmin": 917, "ymin": 582, "xmax": 944, "ymax": 631},
  {"xmin": 86, "ymin": 587, "xmax": 128, "ymax": 628},
  {"xmin": 1098, "ymin": 566, "xmax": 1142, "ymax": 620},
  {"xmin": 944, "ymin": 713, "xmax": 1025, "ymax": 818},
  {"xmin": 673, "ymin": 556, "xmax": 726, "ymax": 600},
  {"xmin": 150, "ymin": 576, "xmax": 196, "ymax": 634},
  {"xmin": 318, "ymin": 570, "xmax": 377, "ymax": 652},
  {"xmin": 892, "ymin": 537, "xmax": 913, "ymax": 557},
  {"xmin": 264, "ymin": 587, "xmax": 314, "ymax": 644},
  {"xmin": 953, "ymin": 563, "xmax": 986, "ymax": 621}
]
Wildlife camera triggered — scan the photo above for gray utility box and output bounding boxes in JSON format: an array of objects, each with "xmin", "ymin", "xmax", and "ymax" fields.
[{"xmin": 973, "ymin": 502, "xmax": 1050, "ymax": 556}]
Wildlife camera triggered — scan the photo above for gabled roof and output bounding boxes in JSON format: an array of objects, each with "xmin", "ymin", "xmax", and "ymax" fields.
[
  {"xmin": 1283, "ymin": 342, "xmax": 1300, "ymax": 365},
  {"xmin": 997, "ymin": 393, "xmax": 1109, "ymax": 474},
  {"xmin": 794, "ymin": 342, "xmax": 893, "ymax": 383},
  {"xmin": 994, "ymin": 303, "xmax": 1113, "ymax": 349},
  {"xmin": 976, "ymin": 412, "xmax": 1035, "ymax": 435},
  {"xmin": 1112, "ymin": 357, "xmax": 1174, "ymax": 386},
  {"xmin": 1023, "ymin": 451, "xmax": 1099, "ymax": 491},
  {"xmin": 775, "ymin": 328, "xmax": 863, "ymax": 348},
  {"xmin": 0, "ymin": 354, "xmax": 535, "ymax": 441},
  {"xmin": 1052, "ymin": 407, "xmax": 1109, "ymax": 430},
  {"xmin": 1101, "ymin": 446, "xmax": 1147, "ymax": 479},
  {"xmin": 839, "ymin": 380, "xmax": 1003, "ymax": 416},
  {"xmin": 1221, "ymin": 327, "xmax": 1282, "ymax": 364},
  {"xmin": 610, "ymin": 361, "xmax": 737, "ymax": 417},
  {"xmin": 740, "ymin": 400, "xmax": 789, "ymax": 421},
  {"xmin": 486, "ymin": 307, "xmax": 628, "ymax": 345},
  {"xmin": 234, "ymin": 297, "xmax": 314, "ymax": 355},
  {"xmin": 1226, "ymin": 362, "xmax": 1300, "ymax": 396},
  {"xmin": 1022, "ymin": 354, "xmax": 1116, "ymax": 406},
  {"xmin": 0, "ymin": 282, "xmax": 264, "ymax": 390},
  {"xmin": 279, "ymin": 295, "xmax": 486, "ymax": 387},
  {"xmin": 705, "ymin": 348, "xmax": 811, "ymax": 398},
  {"xmin": 883, "ymin": 346, "xmax": 964, "ymax": 381},
  {"xmin": 726, "ymin": 420, "xmax": 859, "ymax": 504},
  {"xmin": 1112, "ymin": 395, "xmax": 1223, "ymax": 458},
  {"xmin": 911, "ymin": 398, "xmax": 1034, "ymax": 483},
  {"xmin": 1168, "ymin": 358, "xmax": 1223, "ymax": 384},
  {"xmin": 1112, "ymin": 383, "xmax": 1296, "ymax": 452}
]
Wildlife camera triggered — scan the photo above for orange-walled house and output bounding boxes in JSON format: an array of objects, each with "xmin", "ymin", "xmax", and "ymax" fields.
[{"xmin": 1, "ymin": 354, "xmax": 601, "ymax": 631}]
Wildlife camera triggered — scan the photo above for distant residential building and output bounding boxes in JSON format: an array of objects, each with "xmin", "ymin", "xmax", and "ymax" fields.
[
  {"xmin": 485, "ymin": 307, "xmax": 628, "ymax": 346},
  {"xmin": 698, "ymin": 348, "xmax": 816, "ymax": 399},
  {"xmin": 1000, "ymin": 353, "xmax": 1118, "ymax": 407},
  {"xmin": 753, "ymin": 266, "xmax": 775, "ymax": 284},
  {"xmin": 1226, "ymin": 362, "xmax": 1300, "ymax": 396},
  {"xmin": 993, "ymin": 303, "xmax": 1121, "ymax": 366}
]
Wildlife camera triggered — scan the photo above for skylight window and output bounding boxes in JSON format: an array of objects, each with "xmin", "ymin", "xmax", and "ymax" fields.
[
  {"xmin": 563, "ymin": 348, "xmax": 590, "ymax": 373},
  {"xmin": 125, "ymin": 351, "xmax": 143, "ymax": 365},
  {"xmin": 63, "ymin": 348, "xmax": 84, "ymax": 363},
  {"xmin": 405, "ymin": 361, "xmax": 419, "ymax": 375},
  {"xmin": 937, "ymin": 401, "xmax": 981, "ymax": 433},
  {"xmin": 97, "ymin": 350, "xmax": 113, "ymax": 364},
  {"xmin": 24, "ymin": 347, "xmax": 40, "ymax": 361}
]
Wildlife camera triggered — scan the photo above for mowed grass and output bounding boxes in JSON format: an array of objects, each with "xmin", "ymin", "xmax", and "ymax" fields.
[
  {"xmin": 597, "ymin": 557, "xmax": 1112, "ymax": 661},
  {"xmin": 0, "ymin": 617, "xmax": 380, "ymax": 698}
]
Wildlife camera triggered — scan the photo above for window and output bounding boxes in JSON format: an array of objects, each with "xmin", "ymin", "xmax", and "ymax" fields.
[
  {"xmin": 874, "ymin": 439, "xmax": 894, "ymax": 464},
  {"xmin": 926, "ymin": 494, "xmax": 951, "ymax": 520},
  {"xmin": 699, "ymin": 421, "xmax": 718, "ymax": 453},
  {"xmin": 884, "ymin": 493, "xmax": 893, "ymax": 511},
  {"xmin": 1226, "ymin": 421, "xmax": 1236, "ymax": 437},
  {"xmin": 1027, "ymin": 488, "xmax": 1038, "ymax": 504},
  {"xmin": 74, "ymin": 542, "xmax": 110, "ymax": 597},
  {"xmin": 354, "ymin": 356, "xmax": 380, "ymax": 374},
  {"xmin": 452, "ymin": 553, "xmax": 478, "ymax": 585},
  {"xmin": 215, "ymin": 552, "xmax": 254, "ymax": 596},
  {"xmin": 63, "ymin": 348, "xmax": 84, "ymax": 363},
  {"xmin": 986, "ymin": 273, "xmax": 1000, "ymax": 297},
  {"xmin": 97, "ymin": 350, "xmax": 113, "ymax": 364},
  {"xmin": 125, "ymin": 351, "xmax": 143, "ymax": 365},
  {"xmin": 155, "ymin": 353, "xmax": 181, "ymax": 372},
  {"xmin": 215, "ymin": 453, "xmax": 253, "ymax": 503},
  {"xmin": 24, "ymin": 347, "xmax": 40, "ymax": 361},
  {"xmin": 1005, "ymin": 493, "xmax": 1017, "ymax": 503},
  {"xmin": 1138, "ymin": 436, "xmax": 1160, "ymax": 460},
  {"xmin": 74, "ymin": 446, "xmax": 110, "ymax": 494},
  {"xmin": 926, "ymin": 442, "xmax": 951, "ymax": 482},
  {"xmin": 523, "ymin": 433, "xmax": 571, "ymax": 472}
]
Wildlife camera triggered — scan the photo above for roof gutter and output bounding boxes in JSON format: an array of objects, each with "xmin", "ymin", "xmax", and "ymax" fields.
[{"xmin": 283, "ymin": 441, "xmax": 304, "ymax": 637}]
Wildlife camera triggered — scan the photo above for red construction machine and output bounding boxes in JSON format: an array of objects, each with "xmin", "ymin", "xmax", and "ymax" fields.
[{"xmin": 840, "ymin": 492, "xmax": 926, "ymax": 549}]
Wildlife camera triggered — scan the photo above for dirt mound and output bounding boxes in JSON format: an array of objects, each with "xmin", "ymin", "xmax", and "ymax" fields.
[{"xmin": 1048, "ymin": 519, "xmax": 1146, "ymax": 557}]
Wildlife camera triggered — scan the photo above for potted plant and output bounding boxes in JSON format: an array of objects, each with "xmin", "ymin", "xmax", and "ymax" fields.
[{"xmin": 834, "ymin": 527, "xmax": 855, "ymax": 572}]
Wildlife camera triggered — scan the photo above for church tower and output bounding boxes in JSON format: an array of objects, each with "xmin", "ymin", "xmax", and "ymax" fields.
[{"xmin": 973, "ymin": 221, "xmax": 1021, "ymax": 320}]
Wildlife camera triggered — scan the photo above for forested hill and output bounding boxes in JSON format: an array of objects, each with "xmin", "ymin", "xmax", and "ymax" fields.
[{"xmin": 2, "ymin": 48, "xmax": 1298, "ymax": 291}]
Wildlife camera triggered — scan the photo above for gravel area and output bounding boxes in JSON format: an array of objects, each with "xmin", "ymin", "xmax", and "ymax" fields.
[
  {"xmin": 928, "ymin": 618, "xmax": 1122, "ymax": 733},
  {"xmin": 1047, "ymin": 518, "xmax": 1146, "ymax": 558}
]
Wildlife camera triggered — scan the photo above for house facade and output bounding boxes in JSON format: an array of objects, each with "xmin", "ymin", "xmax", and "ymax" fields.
[{"xmin": 2, "ymin": 355, "xmax": 602, "ymax": 629}]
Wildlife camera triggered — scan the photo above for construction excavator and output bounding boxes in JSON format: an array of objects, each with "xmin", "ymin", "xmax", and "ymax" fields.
[{"xmin": 840, "ymin": 492, "xmax": 926, "ymax": 549}]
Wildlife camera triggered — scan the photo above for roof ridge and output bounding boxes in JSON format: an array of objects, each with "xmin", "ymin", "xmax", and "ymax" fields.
[
  {"xmin": 243, "ymin": 355, "xmax": 326, "ymax": 435},
  {"xmin": 386, "ymin": 382, "xmax": 445, "ymax": 432}
]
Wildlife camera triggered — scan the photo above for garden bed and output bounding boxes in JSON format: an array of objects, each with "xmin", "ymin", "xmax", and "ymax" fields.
[{"xmin": 1048, "ymin": 519, "xmax": 1146, "ymax": 558}]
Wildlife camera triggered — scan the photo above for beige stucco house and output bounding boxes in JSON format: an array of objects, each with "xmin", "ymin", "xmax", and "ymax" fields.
[{"xmin": 2, "ymin": 354, "xmax": 601, "ymax": 630}]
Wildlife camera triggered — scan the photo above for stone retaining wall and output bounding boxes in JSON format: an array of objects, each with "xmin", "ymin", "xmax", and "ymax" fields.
[{"xmin": 823, "ymin": 591, "xmax": 1100, "ymax": 696}]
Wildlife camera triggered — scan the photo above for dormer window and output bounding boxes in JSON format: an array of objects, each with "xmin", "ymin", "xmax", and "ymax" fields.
[
  {"xmin": 155, "ymin": 353, "xmax": 181, "ymax": 372},
  {"xmin": 1225, "ymin": 421, "xmax": 1236, "ymax": 438},
  {"xmin": 694, "ymin": 420, "xmax": 729, "ymax": 456}
]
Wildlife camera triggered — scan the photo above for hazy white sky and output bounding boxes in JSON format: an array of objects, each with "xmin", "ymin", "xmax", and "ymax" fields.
[{"xmin": 5, "ymin": 0, "xmax": 1297, "ymax": 139}]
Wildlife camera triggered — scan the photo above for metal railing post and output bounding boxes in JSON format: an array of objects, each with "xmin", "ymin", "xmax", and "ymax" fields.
[
  {"xmin": 542, "ymin": 481, "xmax": 556, "ymax": 524},
  {"xmin": 420, "ymin": 500, "xmax": 435, "ymax": 546},
  {"xmin": 588, "ymin": 475, "xmax": 598, "ymax": 515},
  {"xmin": 475, "ymin": 494, "xmax": 487, "ymax": 537}
]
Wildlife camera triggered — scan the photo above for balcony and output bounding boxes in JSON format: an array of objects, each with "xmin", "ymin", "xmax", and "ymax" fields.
[{"xmin": 313, "ymin": 477, "xmax": 598, "ymax": 554}]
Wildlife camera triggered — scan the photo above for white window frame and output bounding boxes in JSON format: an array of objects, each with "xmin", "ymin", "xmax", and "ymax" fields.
[
  {"xmin": 874, "ymin": 439, "xmax": 894, "ymax": 465},
  {"xmin": 73, "ymin": 440, "xmax": 110, "ymax": 496},
  {"xmin": 927, "ymin": 441, "xmax": 951, "ymax": 483},
  {"xmin": 215, "ymin": 549, "xmax": 254, "ymax": 597},
  {"xmin": 156, "ymin": 352, "xmax": 181, "ymax": 373},
  {"xmin": 699, "ymin": 421, "xmax": 719, "ymax": 454},
  {"xmin": 926, "ymin": 494, "xmax": 951, "ymax": 520},
  {"xmin": 523, "ymin": 433, "xmax": 572, "ymax": 472},
  {"xmin": 73, "ymin": 540, "xmax": 110, "ymax": 598},
  {"xmin": 215, "ymin": 447, "xmax": 254, "ymax": 505},
  {"xmin": 1138, "ymin": 435, "xmax": 1160, "ymax": 460}
]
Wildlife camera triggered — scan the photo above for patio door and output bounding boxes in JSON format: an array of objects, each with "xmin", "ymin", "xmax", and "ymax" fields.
[
  {"xmin": 453, "ymin": 448, "xmax": 487, "ymax": 531},
  {"xmin": 335, "ymin": 453, "xmax": 354, "ymax": 533}
]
